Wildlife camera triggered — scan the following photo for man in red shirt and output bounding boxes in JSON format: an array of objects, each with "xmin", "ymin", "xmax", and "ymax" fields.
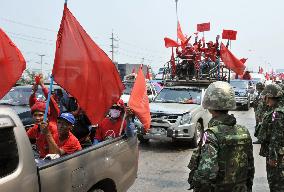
[
  {"xmin": 94, "ymin": 99, "xmax": 127, "ymax": 144},
  {"xmin": 42, "ymin": 113, "xmax": 82, "ymax": 156},
  {"xmin": 27, "ymin": 77, "xmax": 59, "ymax": 158}
]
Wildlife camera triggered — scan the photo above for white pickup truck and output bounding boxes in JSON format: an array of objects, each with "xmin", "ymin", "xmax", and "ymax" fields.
[{"xmin": 0, "ymin": 106, "xmax": 138, "ymax": 192}]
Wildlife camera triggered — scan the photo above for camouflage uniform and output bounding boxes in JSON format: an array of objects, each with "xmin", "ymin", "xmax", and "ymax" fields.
[
  {"xmin": 188, "ymin": 81, "xmax": 254, "ymax": 192},
  {"xmin": 257, "ymin": 84, "xmax": 284, "ymax": 191},
  {"xmin": 253, "ymin": 82, "xmax": 265, "ymax": 126}
]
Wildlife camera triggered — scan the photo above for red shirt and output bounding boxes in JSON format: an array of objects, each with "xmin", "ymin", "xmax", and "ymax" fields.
[
  {"xmin": 95, "ymin": 117, "xmax": 126, "ymax": 141},
  {"xmin": 27, "ymin": 122, "xmax": 57, "ymax": 158},
  {"xmin": 54, "ymin": 132, "xmax": 82, "ymax": 155}
]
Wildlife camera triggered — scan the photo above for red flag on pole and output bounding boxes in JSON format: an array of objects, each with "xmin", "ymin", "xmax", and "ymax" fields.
[
  {"xmin": 0, "ymin": 28, "xmax": 26, "ymax": 99},
  {"xmin": 52, "ymin": 4, "xmax": 124, "ymax": 124},
  {"xmin": 259, "ymin": 67, "xmax": 264, "ymax": 74},
  {"xmin": 146, "ymin": 66, "xmax": 151, "ymax": 80},
  {"xmin": 197, "ymin": 22, "xmax": 210, "ymax": 32},
  {"xmin": 132, "ymin": 67, "xmax": 136, "ymax": 74},
  {"xmin": 222, "ymin": 30, "xmax": 237, "ymax": 40},
  {"xmin": 177, "ymin": 22, "xmax": 187, "ymax": 44},
  {"xmin": 170, "ymin": 48, "xmax": 176, "ymax": 76},
  {"xmin": 128, "ymin": 67, "xmax": 151, "ymax": 131},
  {"xmin": 220, "ymin": 43, "xmax": 245, "ymax": 75},
  {"xmin": 164, "ymin": 37, "xmax": 180, "ymax": 48}
]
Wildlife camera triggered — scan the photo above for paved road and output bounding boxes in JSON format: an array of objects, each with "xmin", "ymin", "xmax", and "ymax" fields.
[{"xmin": 129, "ymin": 108, "xmax": 269, "ymax": 192}]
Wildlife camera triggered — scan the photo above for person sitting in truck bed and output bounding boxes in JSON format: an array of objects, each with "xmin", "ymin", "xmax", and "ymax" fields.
[
  {"xmin": 41, "ymin": 113, "xmax": 82, "ymax": 156},
  {"xmin": 93, "ymin": 99, "xmax": 135, "ymax": 144},
  {"xmin": 27, "ymin": 77, "xmax": 60, "ymax": 158}
]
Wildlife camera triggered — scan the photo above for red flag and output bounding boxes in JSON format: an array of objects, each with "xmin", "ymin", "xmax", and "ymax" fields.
[
  {"xmin": 181, "ymin": 36, "xmax": 192, "ymax": 50},
  {"xmin": 128, "ymin": 68, "xmax": 151, "ymax": 131},
  {"xmin": 240, "ymin": 58, "xmax": 247, "ymax": 64},
  {"xmin": 222, "ymin": 30, "xmax": 237, "ymax": 40},
  {"xmin": 164, "ymin": 37, "xmax": 180, "ymax": 48},
  {"xmin": 197, "ymin": 22, "xmax": 210, "ymax": 32},
  {"xmin": 132, "ymin": 67, "xmax": 136, "ymax": 74},
  {"xmin": 265, "ymin": 72, "xmax": 270, "ymax": 80},
  {"xmin": 53, "ymin": 4, "xmax": 124, "ymax": 124},
  {"xmin": 259, "ymin": 67, "xmax": 264, "ymax": 74},
  {"xmin": 0, "ymin": 28, "xmax": 26, "ymax": 99},
  {"xmin": 177, "ymin": 22, "xmax": 187, "ymax": 43},
  {"xmin": 220, "ymin": 43, "xmax": 245, "ymax": 75},
  {"xmin": 170, "ymin": 48, "xmax": 176, "ymax": 76}
]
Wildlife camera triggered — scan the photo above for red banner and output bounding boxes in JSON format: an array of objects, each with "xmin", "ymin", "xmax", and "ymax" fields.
[
  {"xmin": 222, "ymin": 30, "xmax": 237, "ymax": 40},
  {"xmin": 164, "ymin": 37, "xmax": 180, "ymax": 48},
  {"xmin": 197, "ymin": 22, "xmax": 210, "ymax": 32},
  {"xmin": 177, "ymin": 22, "xmax": 187, "ymax": 43}
]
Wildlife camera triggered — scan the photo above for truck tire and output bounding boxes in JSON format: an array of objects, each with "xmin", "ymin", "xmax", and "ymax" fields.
[
  {"xmin": 244, "ymin": 97, "xmax": 250, "ymax": 111},
  {"xmin": 138, "ymin": 134, "xmax": 149, "ymax": 144},
  {"xmin": 190, "ymin": 122, "xmax": 202, "ymax": 148}
]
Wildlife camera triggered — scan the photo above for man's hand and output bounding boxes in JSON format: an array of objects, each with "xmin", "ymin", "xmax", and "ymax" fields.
[
  {"xmin": 40, "ymin": 121, "xmax": 50, "ymax": 135},
  {"xmin": 268, "ymin": 159, "xmax": 277, "ymax": 167}
]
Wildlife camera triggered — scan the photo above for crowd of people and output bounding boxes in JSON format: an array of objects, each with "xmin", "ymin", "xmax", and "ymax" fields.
[
  {"xmin": 27, "ymin": 75, "xmax": 135, "ymax": 159},
  {"xmin": 188, "ymin": 80, "xmax": 284, "ymax": 192}
]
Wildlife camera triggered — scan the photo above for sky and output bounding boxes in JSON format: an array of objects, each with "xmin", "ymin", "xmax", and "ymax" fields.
[{"xmin": 1, "ymin": 0, "xmax": 283, "ymax": 74}]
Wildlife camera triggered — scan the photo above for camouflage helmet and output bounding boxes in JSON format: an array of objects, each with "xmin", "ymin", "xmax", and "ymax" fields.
[
  {"xmin": 262, "ymin": 84, "xmax": 283, "ymax": 98},
  {"xmin": 202, "ymin": 81, "xmax": 236, "ymax": 110},
  {"xmin": 256, "ymin": 82, "xmax": 265, "ymax": 90}
]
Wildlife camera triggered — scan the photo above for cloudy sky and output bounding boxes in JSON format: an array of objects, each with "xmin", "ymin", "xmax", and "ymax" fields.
[{"xmin": 1, "ymin": 0, "xmax": 283, "ymax": 74}]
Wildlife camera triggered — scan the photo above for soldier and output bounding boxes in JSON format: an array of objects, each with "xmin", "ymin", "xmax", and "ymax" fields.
[
  {"xmin": 188, "ymin": 81, "xmax": 254, "ymax": 192},
  {"xmin": 253, "ymin": 82, "xmax": 265, "ymax": 144},
  {"xmin": 257, "ymin": 84, "xmax": 284, "ymax": 191}
]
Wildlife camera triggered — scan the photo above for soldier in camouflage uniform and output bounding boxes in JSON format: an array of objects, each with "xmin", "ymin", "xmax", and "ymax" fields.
[
  {"xmin": 188, "ymin": 81, "xmax": 254, "ymax": 192},
  {"xmin": 257, "ymin": 84, "xmax": 284, "ymax": 192},
  {"xmin": 253, "ymin": 82, "xmax": 266, "ymax": 143}
]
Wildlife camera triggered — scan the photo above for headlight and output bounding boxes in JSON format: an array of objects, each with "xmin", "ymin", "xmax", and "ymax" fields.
[{"xmin": 180, "ymin": 113, "xmax": 192, "ymax": 125}]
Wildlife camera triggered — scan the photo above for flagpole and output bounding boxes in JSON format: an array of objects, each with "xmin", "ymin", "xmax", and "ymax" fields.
[
  {"xmin": 175, "ymin": 0, "xmax": 179, "ymax": 42},
  {"xmin": 228, "ymin": 40, "xmax": 231, "ymax": 83},
  {"xmin": 119, "ymin": 112, "xmax": 127, "ymax": 136},
  {"xmin": 43, "ymin": 75, "xmax": 54, "ymax": 122}
]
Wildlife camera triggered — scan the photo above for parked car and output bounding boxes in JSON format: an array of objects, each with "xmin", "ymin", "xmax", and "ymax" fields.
[
  {"xmin": 121, "ymin": 81, "xmax": 158, "ymax": 104},
  {"xmin": 136, "ymin": 81, "xmax": 211, "ymax": 147},
  {"xmin": 230, "ymin": 79, "xmax": 255, "ymax": 110},
  {"xmin": 0, "ymin": 106, "xmax": 138, "ymax": 192},
  {"xmin": 0, "ymin": 85, "xmax": 66, "ymax": 127}
]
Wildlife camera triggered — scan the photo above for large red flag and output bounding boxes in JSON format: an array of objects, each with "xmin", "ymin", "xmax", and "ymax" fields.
[
  {"xmin": 128, "ymin": 67, "xmax": 151, "ymax": 131},
  {"xmin": 220, "ymin": 43, "xmax": 245, "ymax": 75},
  {"xmin": 0, "ymin": 28, "xmax": 26, "ymax": 99},
  {"xmin": 164, "ymin": 37, "xmax": 180, "ymax": 48},
  {"xmin": 53, "ymin": 4, "xmax": 124, "ymax": 124},
  {"xmin": 240, "ymin": 58, "xmax": 247, "ymax": 64},
  {"xmin": 177, "ymin": 22, "xmax": 187, "ymax": 44}
]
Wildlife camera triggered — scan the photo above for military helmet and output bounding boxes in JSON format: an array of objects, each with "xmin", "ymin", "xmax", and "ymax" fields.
[
  {"xmin": 256, "ymin": 82, "xmax": 265, "ymax": 90},
  {"xmin": 261, "ymin": 84, "xmax": 283, "ymax": 98},
  {"xmin": 202, "ymin": 81, "xmax": 236, "ymax": 110}
]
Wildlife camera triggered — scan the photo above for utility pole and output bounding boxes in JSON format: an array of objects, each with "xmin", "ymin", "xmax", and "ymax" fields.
[
  {"xmin": 38, "ymin": 54, "xmax": 45, "ymax": 75},
  {"xmin": 110, "ymin": 31, "xmax": 118, "ymax": 63}
]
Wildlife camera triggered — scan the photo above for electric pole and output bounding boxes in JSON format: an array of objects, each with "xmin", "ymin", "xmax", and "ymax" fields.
[
  {"xmin": 110, "ymin": 31, "xmax": 118, "ymax": 63},
  {"xmin": 38, "ymin": 54, "xmax": 45, "ymax": 75}
]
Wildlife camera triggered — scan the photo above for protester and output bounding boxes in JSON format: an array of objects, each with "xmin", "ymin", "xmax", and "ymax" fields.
[
  {"xmin": 93, "ymin": 99, "xmax": 135, "ymax": 144},
  {"xmin": 27, "ymin": 75, "xmax": 60, "ymax": 158},
  {"xmin": 242, "ymin": 71, "xmax": 252, "ymax": 80},
  {"xmin": 42, "ymin": 113, "xmax": 82, "ymax": 156}
]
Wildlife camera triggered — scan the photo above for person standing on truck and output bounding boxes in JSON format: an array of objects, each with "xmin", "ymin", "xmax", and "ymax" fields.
[
  {"xmin": 93, "ymin": 99, "xmax": 135, "ymax": 144},
  {"xmin": 41, "ymin": 112, "xmax": 82, "ymax": 156},
  {"xmin": 188, "ymin": 81, "xmax": 254, "ymax": 192},
  {"xmin": 27, "ymin": 75, "xmax": 60, "ymax": 158}
]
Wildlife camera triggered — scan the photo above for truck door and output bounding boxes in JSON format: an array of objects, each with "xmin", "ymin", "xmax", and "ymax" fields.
[{"xmin": 0, "ymin": 111, "xmax": 39, "ymax": 192}]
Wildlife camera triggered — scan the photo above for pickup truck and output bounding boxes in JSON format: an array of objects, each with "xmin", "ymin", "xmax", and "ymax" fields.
[
  {"xmin": 136, "ymin": 81, "xmax": 211, "ymax": 147},
  {"xmin": 0, "ymin": 106, "xmax": 138, "ymax": 192},
  {"xmin": 230, "ymin": 79, "xmax": 256, "ymax": 110}
]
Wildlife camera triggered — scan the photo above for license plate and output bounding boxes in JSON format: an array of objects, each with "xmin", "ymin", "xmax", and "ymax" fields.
[{"xmin": 149, "ymin": 128, "xmax": 166, "ymax": 135}]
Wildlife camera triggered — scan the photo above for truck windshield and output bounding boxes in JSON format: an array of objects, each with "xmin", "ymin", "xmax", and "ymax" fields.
[
  {"xmin": 230, "ymin": 81, "xmax": 248, "ymax": 89},
  {"xmin": 0, "ymin": 87, "xmax": 45, "ymax": 106},
  {"xmin": 154, "ymin": 88, "xmax": 201, "ymax": 104}
]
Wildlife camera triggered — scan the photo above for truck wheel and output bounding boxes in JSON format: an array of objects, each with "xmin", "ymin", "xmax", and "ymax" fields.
[
  {"xmin": 190, "ymin": 122, "xmax": 202, "ymax": 148},
  {"xmin": 244, "ymin": 98, "xmax": 250, "ymax": 111},
  {"xmin": 138, "ymin": 134, "xmax": 149, "ymax": 144}
]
